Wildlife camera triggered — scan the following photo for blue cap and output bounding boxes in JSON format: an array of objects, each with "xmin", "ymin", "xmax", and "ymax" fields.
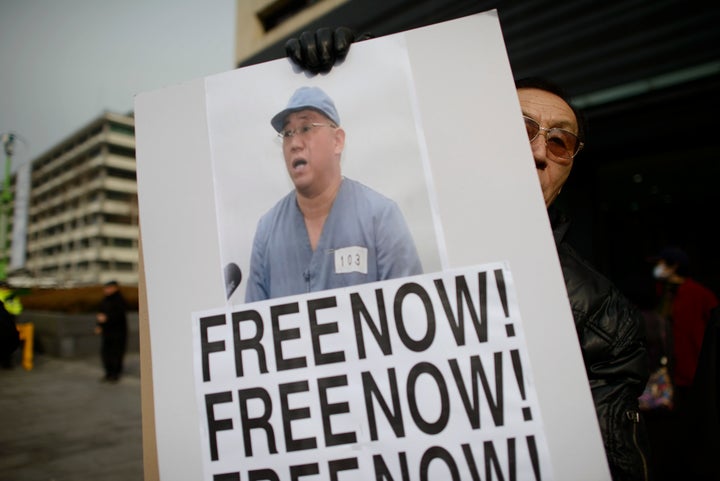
[{"xmin": 271, "ymin": 86, "xmax": 340, "ymax": 132}]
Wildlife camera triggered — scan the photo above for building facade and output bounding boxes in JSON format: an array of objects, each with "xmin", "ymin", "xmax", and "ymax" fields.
[{"xmin": 22, "ymin": 112, "xmax": 138, "ymax": 287}]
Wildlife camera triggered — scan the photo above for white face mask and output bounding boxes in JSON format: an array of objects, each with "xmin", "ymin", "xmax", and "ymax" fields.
[{"xmin": 653, "ymin": 263, "xmax": 671, "ymax": 279}]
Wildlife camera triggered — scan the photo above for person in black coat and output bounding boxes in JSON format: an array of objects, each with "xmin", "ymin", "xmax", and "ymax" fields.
[
  {"xmin": 0, "ymin": 301, "xmax": 20, "ymax": 368},
  {"xmin": 684, "ymin": 306, "xmax": 720, "ymax": 480},
  {"xmin": 95, "ymin": 280, "xmax": 128, "ymax": 382}
]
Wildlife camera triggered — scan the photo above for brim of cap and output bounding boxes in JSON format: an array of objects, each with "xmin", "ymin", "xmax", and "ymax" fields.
[
  {"xmin": 271, "ymin": 107, "xmax": 299, "ymax": 132},
  {"xmin": 271, "ymin": 106, "xmax": 338, "ymax": 132}
]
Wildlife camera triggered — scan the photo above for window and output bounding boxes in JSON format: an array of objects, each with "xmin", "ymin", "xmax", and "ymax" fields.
[
  {"xmin": 106, "ymin": 190, "xmax": 132, "ymax": 201},
  {"xmin": 109, "ymin": 123, "xmax": 134, "ymax": 136},
  {"xmin": 108, "ymin": 145, "xmax": 135, "ymax": 158},
  {"xmin": 257, "ymin": 0, "xmax": 319, "ymax": 31},
  {"xmin": 104, "ymin": 213, "xmax": 132, "ymax": 225},
  {"xmin": 106, "ymin": 166, "xmax": 136, "ymax": 180},
  {"xmin": 109, "ymin": 237, "xmax": 134, "ymax": 247}
]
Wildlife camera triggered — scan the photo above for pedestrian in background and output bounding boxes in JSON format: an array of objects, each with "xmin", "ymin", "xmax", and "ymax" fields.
[
  {"xmin": 685, "ymin": 305, "xmax": 720, "ymax": 481},
  {"xmin": 0, "ymin": 281, "xmax": 23, "ymax": 320},
  {"xmin": 95, "ymin": 280, "xmax": 128, "ymax": 383},
  {"xmin": 643, "ymin": 246, "xmax": 719, "ymax": 480},
  {"xmin": 0, "ymin": 301, "xmax": 20, "ymax": 368},
  {"xmin": 653, "ymin": 245, "xmax": 719, "ymax": 401},
  {"xmin": 0, "ymin": 281, "xmax": 23, "ymax": 368}
]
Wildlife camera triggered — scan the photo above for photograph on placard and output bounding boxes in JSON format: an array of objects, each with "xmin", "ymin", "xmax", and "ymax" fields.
[{"xmin": 204, "ymin": 36, "xmax": 442, "ymax": 304}]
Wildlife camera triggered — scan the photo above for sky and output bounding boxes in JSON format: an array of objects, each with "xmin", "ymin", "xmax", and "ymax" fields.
[{"xmin": 0, "ymin": 0, "xmax": 237, "ymax": 170}]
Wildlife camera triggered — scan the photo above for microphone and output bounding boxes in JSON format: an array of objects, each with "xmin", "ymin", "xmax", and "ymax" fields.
[{"xmin": 224, "ymin": 263, "xmax": 242, "ymax": 299}]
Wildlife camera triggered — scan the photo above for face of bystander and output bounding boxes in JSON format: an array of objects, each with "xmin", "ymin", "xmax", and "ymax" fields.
[{"xmin": 517, "ymin": 87, "xmax": 581, "ymax": 208}]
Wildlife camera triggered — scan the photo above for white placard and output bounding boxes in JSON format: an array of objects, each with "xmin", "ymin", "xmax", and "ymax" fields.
[
  {"xmin": 135, "ymin": 10, "xmax": 610, "ymax": 481},
  {"xmin": 193, "ymin": 263, "xmax": 552, "ymax": 480}
]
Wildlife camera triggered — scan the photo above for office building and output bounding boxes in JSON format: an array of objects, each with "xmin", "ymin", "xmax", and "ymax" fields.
[{"xmin": 22, "ymin": 111, "xmax": 138, "ymax": 287}]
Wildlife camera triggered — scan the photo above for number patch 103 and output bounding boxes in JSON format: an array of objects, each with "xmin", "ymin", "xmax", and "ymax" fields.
[{"xmin": 334, "ymin": 246, "xmax": 368, "ymax": 274}]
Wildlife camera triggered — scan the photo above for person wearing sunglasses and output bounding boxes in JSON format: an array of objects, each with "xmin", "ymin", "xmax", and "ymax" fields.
[
  {"xmin": 516, "ymin": 77, "xmax": 649, "ymax": 480},
  {"xmin": 245, "ymin": 86, "xmax": 423, "ymax": 302},
  {"xmin": 283, "ymin": 29, "xmax": 650, "ymax": 481}
]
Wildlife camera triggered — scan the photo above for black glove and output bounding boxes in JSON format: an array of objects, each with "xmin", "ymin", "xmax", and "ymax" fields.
[{"xmin": 285, "ymin": 27, "xmax": 366, "ymax": 74}]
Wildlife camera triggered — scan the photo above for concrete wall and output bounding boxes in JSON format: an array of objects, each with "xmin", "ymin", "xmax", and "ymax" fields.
[{"xmin": 20, "ymin": 310, "xmax": 139, "ymax": 358}]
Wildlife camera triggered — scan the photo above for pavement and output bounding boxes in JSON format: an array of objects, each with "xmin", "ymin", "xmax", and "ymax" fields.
[{"xmin": 0, "ymin": 352, "xmax": 143, "ymax": 481}]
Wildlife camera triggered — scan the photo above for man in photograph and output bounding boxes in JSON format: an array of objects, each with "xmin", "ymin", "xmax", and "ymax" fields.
[{"xmin": 245, "ymin": 86, "xmax": 422, "ymax": 301}]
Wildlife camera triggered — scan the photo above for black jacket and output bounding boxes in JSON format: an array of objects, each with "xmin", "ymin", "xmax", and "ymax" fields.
[
  {"xmin": 0, "ymin": 302, "xmax": 19, "ymax": 359},
  {"xmin": 98, "ymin": 290, "xmax": 128, "ymax": 338},
  {"xmin": 685, "ymin": 306, "xmax": 720, "ymax": 480},
  {"xmin": 550, "ymin": 207, "xmax": 650, "ymax": 481}
]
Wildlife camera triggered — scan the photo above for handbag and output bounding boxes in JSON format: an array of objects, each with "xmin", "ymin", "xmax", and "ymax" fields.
[
  {"xmin": 639, "ymin": 296, "xmax": 675, "ymax": 411},
  {"xmin": 639, "ymin": 356, "xmax": 674, "ymax": 410}
]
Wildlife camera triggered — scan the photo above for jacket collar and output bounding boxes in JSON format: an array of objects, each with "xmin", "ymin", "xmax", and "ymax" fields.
[{"xmin": 548, "ymin": 205, "xmax": 571, "ymax": 245}]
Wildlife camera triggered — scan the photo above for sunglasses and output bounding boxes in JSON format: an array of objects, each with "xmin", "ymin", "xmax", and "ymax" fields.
[{"xmin": 523, "ymin": 116, "xmax": 583, "ymax": 162}]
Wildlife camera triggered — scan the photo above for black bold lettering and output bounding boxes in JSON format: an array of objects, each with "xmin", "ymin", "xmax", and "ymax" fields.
[
  {"xmin": 200, "ymin": 314, "xmax": 226, "ymax": 382},
  {"xmin": 238, "ymin": 387, "xmax": 277, "ymax": 456},
  {"xmin": 526, "ymin": 435, "xmax": 541, "ymax": 481},
  {"xmin": 466, "ymin": 439, "xmax": 535, "ymax": 480},
  {"xmin": 290, "ymin": 463, "xmax": 319, "ymax": 480},
  {"xmin": 461, "ymin": 444, "xmax": 481, "ymax": 481},
  {"xmin": 271, "ymin": 303, "xmax": 306, "ymax": 371},
  {"xmin": 394, "ymin": 282, "xmax": 435, "ymax": 352},
  {"xmin": 419, "ymin": 446, "xmax": 460, "ymax": 481},
  {"xmin": 279, "ymin": 381, "xmax": 317, "ymax": 451},
  {"xmin": 449, "ymin": 354, "xmax": 504, "ymax": 428},
  {"xmin": 373, "ymin": 452, "xmax": 410, "ymax": 481},
  {"xmin": 318, "ymin": 375, "xmax": 357, "ymax": 446},
  {"xmin": 406, "ymin": 362, "xmax": 450, "ymax": 434},
  {"xmin": 484, "ymin": 438, "xmax": 517, "ymax": 481},
  {"xmin": 434, "ymin": 272, "xmax": 488, "ymax": 345},
  {"xmin": 362, "ymin": 369, "xmax": 405, "ymax": 440},
  {"xmin": 232, "ymin": 309, "xmax": 268, "ymax": 377},
  {"xmin": 214, "ymin": 473, "xmax": 240, "ymax": 481},
  {"xmin": 308, "ymin": 297, "xmax": 345, "ymax": 365},
  {"xmin": 351, "ymin": 290, "xmax": 392, "ymax": 359},
  {"xmin": 510, "ymin": 349, "xmax": 528, "ymax": 407},
  {"xmin": 249, "ymin": 469, "xmax": 280, "ymax": 481},
  {"xmin": 494, "ymin": 269, "xmax": 509, "ymax": 317},
  {"xmin": 329, "ymin": 458, "xmax": 359, "ymax": 480},
  {"xmin": 205, "ymin": 391, "xmax": 233, "ymax": 461}
]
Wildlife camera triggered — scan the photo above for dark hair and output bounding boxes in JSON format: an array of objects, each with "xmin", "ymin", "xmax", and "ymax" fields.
[
  {"xmin": 515, "ymin": 77, "xmax": 586, "ymax": 143},
  {"xmin": 658, "ymin": 246, "xmax": 691, "ymax": 277}
]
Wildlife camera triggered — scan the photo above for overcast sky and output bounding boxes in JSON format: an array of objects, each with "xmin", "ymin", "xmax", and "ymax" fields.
[{"xmin": 0, "ymin": 0, "xmax": 236, "ymax": 170}]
